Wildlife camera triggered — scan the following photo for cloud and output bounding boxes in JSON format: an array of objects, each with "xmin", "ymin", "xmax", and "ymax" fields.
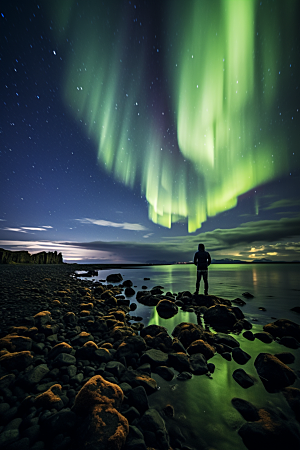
[
  {"xmin": 3, "ymin": 228, "xmax": 28, "ymax": 233},
  {"xmin": 76, "ymin": 217, "xmax": 147, "ymax": 231},
  {"xmin": 1, "ymin": 225, "xmax": 52, "ymax": 233},
  {"xmin": 143, "ymin": 233, "xmax": 154, "ymax": 239},
  {"xmin": 1, "ymin": 216, "xmax": 300, "ymax": 263},
  {"xmin": 263, "ymin": 199, "xmax": 300, "ymax": 210}
]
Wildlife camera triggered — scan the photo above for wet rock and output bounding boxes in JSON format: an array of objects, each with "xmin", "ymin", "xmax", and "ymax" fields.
[
  {"xmin": 70, "ymin": 331, "xmax": 94, "ymax": 346},
  {"xmin": 34, "ymin": 311, "xmax": 52, "ymax": 328},
  {"xmin": 153, "ymin": 366, "xmax": 175, "ymax": 381},
  {"xmin": 116, "ymin": 335, "xmax": 146, "ymax": 360},
  {"xmin": 253, "ymin": 332, "xmax": 273, "ymax": 343},
  {"xmin": 122, "ymin": 406, "xmax": 140, "ymax": 423},
  {"xmin": 72, "ymin": 375, "xmax": 124, "ymax": 413},
  {"xmin": 0, "ymin": 351, "xmax": 33, "ymax": 371},
  {"xmin": 168, "ymin": 352, "xmax": 191, "ymax": 372},
  {"xmin": 243, "ymin": 330, "xmax": 255, "ymax": 341},
  {"xmin": 231, "ymin": 398, "xmax": 260, "ymax": 421},
  {"xmin": 0, "ymin": 429, "xmax": 19, "ymax": 448},
  {"xmin": 156, "ymin": 299, "xmax": 178, "ymax": 319},
  {"xmin": 254, "ymin": 353, "xmax": 296, "ymax": 390},
  {"xmin": 232, "ymin": 369, "xmax": 255, "ymax": 388},
  {"xmin": 211, "ymin": 332, "xmax": 240, "ymax": 349},
  {"xmin": 283, "ymin": 387, "xmax": 300, "ymax": 422},
  {"xmin": 238, "ymin": 405, "xmax": 300, "ymax": 450},
  {"xmin": 189, "ymin": 353, "xmax": 208, "ymax": 375},
  {"xmin": 127, "ymin": 386, "xmax": 149, "ymax": 414},
  {"xmin": 274, "ymin": 352, "xmax": 295, "ymax": 364},
  {"xmin": 171, "ymin": 322, "xmax": 204, "ymax": 349},
  {"xmin": 63, "ymin": 312, "xmax": 77, "ymax": 325},
  {"xmin": 221, "ymin": 352, "xmax": 232, "ymax": 361},
  {"xmin": 204, "ymin": 304, "xmax": 243, "ymax": 331},
  {"xmin": 48, "ymin": 342, "xmax": 73, "ymax": 359},
  {"xmin": 124, "ymin": 425, "xmax": 147, "ymax": 450},
  {"xmin": 75, "ymin": 403, "xmax": 129, "ymax": 450},
  {"xmin": 278, "ymin": 336, "xmax": 300, "ymax": 349},
  {"xmin": 187, "ymin": 339, "xmax": 215, "ymax": 360},
  {"xmin": 0, "ymin": 335, "xmax": 32, "ymax": 352},
  {"xmin": 175, "ymin": 371, "xmax": 191, "ymax": 381},
  {"xmin": 242, "ymin": 292, "xmax": 254, "ymax": 298},
  {"xmin": 125, "ymin": 287, "xmax": 135, "ymax": 297},
  {"xmin": 106, "ymin": 273, "xmax": 123, "ymax": 283},
  {"xmin": 20, "ymin": 364, "xmax": 50, "ymax": 387},
  {"xmin": 34, "ymin": 384, "xmax": 64, "ymax": 410},
  {"xmin": 0, "ymin": 373, "xmax": 16, "ymax": 390},
  {"xmin": 137, "ymin": 408, "xmax": 169, "ymax": 450},
  {"xmin": 106, "ymin": 361, "xmax": 126, "ymax": 379},
  {"xmin": 232, "ymin": 348, "xmax": 251, "ymax": 365},
  {"xmin": 42, "ymin": 409, "xmax": 76, "ymax": 435},
  {"xmin": 53, "ymin": 353, "xmax": 76, "ymax": 366},
  {"xmin": 263, "ymin": 318, "xmax": 300, "ymax": 341},
  {"xmin": 73, "ymin": 375, "xmax": 128, "ymax": 450},
  {"xmin": 140, "ymin": 324, "xmax": 168, "ymax": 338}
]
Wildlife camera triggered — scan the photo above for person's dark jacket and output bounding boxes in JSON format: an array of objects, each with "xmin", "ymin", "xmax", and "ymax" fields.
[{"xmin": 194, "ymin": 249, "xmax": 211, "ymax": 270}]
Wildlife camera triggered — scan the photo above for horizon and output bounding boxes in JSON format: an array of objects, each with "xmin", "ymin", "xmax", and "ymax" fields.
[{"xmin": 1, "ymin": 1, "xmax": 300, "ymax": 264}]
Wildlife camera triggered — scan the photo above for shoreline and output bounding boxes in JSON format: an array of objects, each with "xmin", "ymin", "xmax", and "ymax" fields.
[{"xmin": 0, "ymin": 265, "xmax": 299, "ymax": 450}]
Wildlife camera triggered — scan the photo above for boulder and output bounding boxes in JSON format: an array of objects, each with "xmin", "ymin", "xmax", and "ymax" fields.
[
  {"xmin": 125, "ymin": 287, "xmax": 135, "ymax": 297},
  {"xmin": 137, "ymin": 408, "xmax": 169, "ymax": 450},
  {"xmin": 33, "ymin": 311, "xmax": 52, "ymax": 328},
  {"xmin": 125, "ymin": 425, "xmax": 147, "ymax": 450},
  {"xmin": 204, "ymin": 304, "xmax": 243, "ymax": 331},
  {"xmin": 283, "ymin": 387, "xmax": 300, "ymax": 422},
  {"xmin": 0, "ymin": 335, "xmax": 32, "ymax": 352},
  {"xmin": 140, "ymin": 349, "xmax": 169, "ymax": 367},
  {"xmin": 63, "ymin": 312, "xmax": 78, "ymax": 325},
  {"xmin": 263, "ymin": 319, "xmax": 300, "ymax": 341},
  {"xmin": 127, "ymin": 386, "xmax": 149, "ymax": 414},
  {"xmin": 140, "ymin": 324, "xmax": 168, "ymax": 338},
  {"xmin": 238, "ymin": 406, "xmax": 300, "ymax": 450},
  {"xmin": 48, "ymin": 342, "xmax": 73, "ymax": 359},
  {"xmin": 231, "ymin": 398, "xmax": 260, "ymax": 421},
  {"xmin": 278, "ymin": 336, "xmax": 300, "ymax": 349},
  {"xmin": 34, "ymin": 384, "xmax": 64, "ymax": 410},
  {"xmin": 232, "ymin": 369, "xmax": 255, "ymax": 388},
  {"xmin": 171, "ymin": 322, "xmax": 204, "ymax": 349},
  {"xmin": 0, "ymin": 351, "xmax": 33, "ymax": 371},
  {"xmin": 153, "ymin": 366, "xmax": 175, "ymax": 381},
  {"xmin": 20, "ymin": 364, "xmax": 50, "ymax": 387},
  {"xmin": 156, "ymin": 299, "xmax": 178, "ymax": 319},
  {"xmin": 72, "ymin": 375, "xmax": 128, "ymax": 450},
  {"xmin": 211, "ymin": 332, "xmax": 240, "ymax": 349},
  {"xmin": 168, "ymin": 352, "xmax": 191, "ymax": 372},
  {"xmin": 187, "ymin": 339, "xmax": 215, "ymax": 360},
  {"xmin": 253, "ymin": 332, "xmax": 273, "ymax": 343},
  {"xmin": 232, "ymin": 347, "xmax": 251, "ymax": 365},
  {"xmin": 75, "ymin": 403, "xmax": 129, "ymax": 450},
  {"xmin": 274, "ymin": 352, "xmax": 295, "ymax": 364},
  {"xmin": 72, "ymin": 375, "xmax": 124, "ymax": 414},
  {"xmin": 54, "ymin": 353, "xmax": 76, "ymax": 366},
  {"xmin": 116, "ymin": 335, "xmax": 146, "ymax": 360},
  {"xmin": 106, "ymin": 273, "xmax": 123, "ymax": 282},
  {"xmin": 189, "ymin": 353, "xmax": 208, "ymax": 375},
  {"xmin": 254, "ymin": 353, "xmax": 296, "ymax": 390}
]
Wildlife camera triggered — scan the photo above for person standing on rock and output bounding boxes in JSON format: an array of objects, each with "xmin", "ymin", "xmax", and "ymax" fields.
[{"xmin": 194, "ymin": 243, "xmax": 211, "ymax": 295}]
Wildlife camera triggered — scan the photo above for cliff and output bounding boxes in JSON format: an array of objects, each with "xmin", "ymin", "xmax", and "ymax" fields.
[{"xmin": 0, "ymin": 248, "xmax": 63, "ymax": 264}]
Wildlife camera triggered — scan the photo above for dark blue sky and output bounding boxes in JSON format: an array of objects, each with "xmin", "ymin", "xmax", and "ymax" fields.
[{"xmin": 1, "ymin": 0, "xmax": 300, "ymax": 263}]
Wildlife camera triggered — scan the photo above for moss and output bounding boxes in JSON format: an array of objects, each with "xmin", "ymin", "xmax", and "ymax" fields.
[{"xmin": 73, "ymin": 375, "xmax": 124, "ymax": 415}]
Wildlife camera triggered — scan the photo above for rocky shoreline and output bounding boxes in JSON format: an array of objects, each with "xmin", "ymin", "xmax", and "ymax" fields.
[{"xmin": 0, "ymin": 265, "xmax": 300, "ymax": 450}]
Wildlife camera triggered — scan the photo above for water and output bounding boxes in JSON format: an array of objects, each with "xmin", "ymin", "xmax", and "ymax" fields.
[{"xmin": 79, "ymin": 264, "xmax": 300, "ymax": 450}]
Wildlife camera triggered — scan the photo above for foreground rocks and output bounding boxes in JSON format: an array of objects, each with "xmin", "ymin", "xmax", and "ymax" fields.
[{"xmin": 0, "ymin": 266, "xmax": 299, "ymax": 450}]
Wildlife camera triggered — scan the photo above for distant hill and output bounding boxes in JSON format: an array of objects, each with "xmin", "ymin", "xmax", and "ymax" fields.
[
  {"xmin": 211, "ymin": 258, "xmax": 247, "ymax": 264},
  {"xmin": 0, "ymin": 248, "xmax": 63, "ymax": 264}
]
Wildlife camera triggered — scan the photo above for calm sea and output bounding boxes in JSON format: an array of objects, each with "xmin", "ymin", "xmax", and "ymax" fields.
[{"xmin": 80, "ymin": 264, "xmax": 300, "ymax": 450}]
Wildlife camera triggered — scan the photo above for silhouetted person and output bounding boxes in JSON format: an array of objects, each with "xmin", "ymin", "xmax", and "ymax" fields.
[{"xmin": 194, "ymin": 243, "xmax": 211, "ymax": 295}]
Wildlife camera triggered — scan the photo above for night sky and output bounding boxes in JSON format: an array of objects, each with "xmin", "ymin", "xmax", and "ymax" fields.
[{"xmin": 1, "ymin": 0, "xmax": 300, "ymax": 264}]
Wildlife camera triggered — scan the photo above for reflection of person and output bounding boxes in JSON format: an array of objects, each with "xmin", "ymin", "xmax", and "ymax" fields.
[{"xmin": 194, "ymin": 243, "xmax": 211, "ymax": 295}]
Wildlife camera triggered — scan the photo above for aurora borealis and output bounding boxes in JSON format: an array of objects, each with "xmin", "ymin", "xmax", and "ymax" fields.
[{"xmin": 1, "ymin": 0, "xmax": 300, "ymax": 263}]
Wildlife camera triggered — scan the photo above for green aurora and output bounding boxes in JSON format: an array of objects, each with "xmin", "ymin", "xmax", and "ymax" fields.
[{"xmin": 51, "ymin": 0, "xmax": 298, "ymax": 232}]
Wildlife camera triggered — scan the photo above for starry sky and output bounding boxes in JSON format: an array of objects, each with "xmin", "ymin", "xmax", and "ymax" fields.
[{"xmin": 1, "ymin": 0, "xmax": 300, "ymax": 264}]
